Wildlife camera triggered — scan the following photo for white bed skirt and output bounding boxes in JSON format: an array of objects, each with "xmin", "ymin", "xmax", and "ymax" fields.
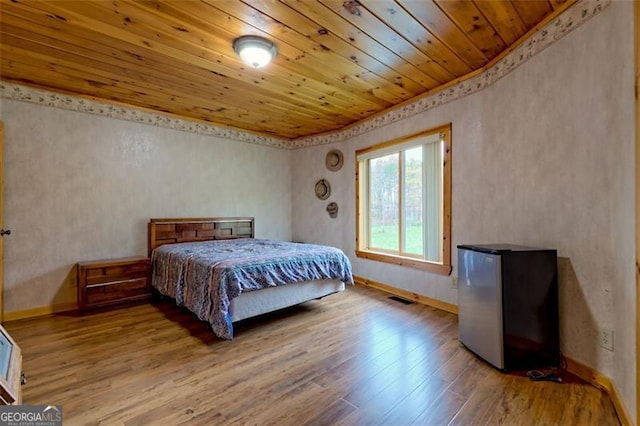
[{"xmin": 229, "ymin": 279, "xmax": 345, "ymax": 322}]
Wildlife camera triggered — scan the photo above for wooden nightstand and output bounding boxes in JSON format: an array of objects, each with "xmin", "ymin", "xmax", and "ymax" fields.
[{"xmin": 77, "ymin": 257, "xmax": 151, "ymax": 311}]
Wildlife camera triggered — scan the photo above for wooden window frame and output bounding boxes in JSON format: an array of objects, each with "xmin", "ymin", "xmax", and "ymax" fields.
[{"xmin": 356, "ymin": 124, "xmax": 452, "ymax": 275}]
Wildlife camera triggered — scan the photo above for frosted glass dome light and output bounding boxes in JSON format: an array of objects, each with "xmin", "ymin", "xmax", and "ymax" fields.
[{"xmin": 233, "ymin": 35, "xmax": 277, "ymax": 68}]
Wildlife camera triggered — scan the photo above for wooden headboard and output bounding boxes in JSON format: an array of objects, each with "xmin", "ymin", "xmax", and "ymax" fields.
[{"xmin": 148, "ymin": 217, "xmax": 255, "ymax": 256}]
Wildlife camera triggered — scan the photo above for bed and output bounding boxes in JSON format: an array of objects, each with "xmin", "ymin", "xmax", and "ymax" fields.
[{"xmin": 148, "ymin": 217, "xmax": 353, "ymax": 339}]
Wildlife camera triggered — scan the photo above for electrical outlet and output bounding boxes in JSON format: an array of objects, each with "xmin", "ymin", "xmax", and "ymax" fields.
[
  {"xmin": 451, "ymin": 275, "xmax": 458, "ymax": 289},
  {"xmin": 599, "ymin": 329, "xmax": 614, "ymax": 351}
]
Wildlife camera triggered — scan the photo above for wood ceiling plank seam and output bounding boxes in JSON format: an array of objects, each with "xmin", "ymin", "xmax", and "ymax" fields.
[
  {"xmin": 205, "ymin": 0, "xmax": 422, "ymax": 102},
  {"xmin": 470, "ymin": 0, "xmax": 577, "ymax": 77},
  {"xmin": 322, "ymin": 0, "xmax": 580, "ymax": 143},
  {"xmin": 0, "ymin": 23, "xmax": 354, "ymax": 124},
  {"xmin": 395, "ymin": 0, "xmax": 489, "ymax": 69},
  {"xmin": 3, "ymin": 1, "xmax": 384, "ymax": 131},
  {"xmin": 510, "ymin": 1, "xmax": 554, "ymax": 29},
  {"xmin": 316, "ymin": 0, "xmax": 458, "ymax": 82},
  {"xmin": 1, "ymin": 1, "xmax": 237, "ymax": 81},
  {"xmin": 229, "ymin": 1, "xmax": 433, "ymax": 96},
  {"xmin": 128, "ymin": 0, "xmax": 405, "ymax": 106},
  {"xmin": 0, "ymin": 57, "xmax": 333, "ymax": 138},
  {"xmin": 99, "ymin": 0, "xmax": 396, "ymax": 108},
  {"xmin": 239, "ymin": 0, "xmax": 433, "ymax": 93},
  {"xmin": 0, "ymin": 64, "xmax": 336, "ymax": 135},
  {"xmin": 1, "ymin": 59, "xmax": 153, "ymax": 104},
  {"xmin": 0, "ymin": 49, "xmax": 257, "ymax": 122},
  {"xmin": 279, "ymin": 0, "xmax": 450, "ymax": 86},
  {"xmin": 0, "ymin": 0, "xmax": 583, "ymax": 140},
  {"xmin": 391, "ymin": 62, "xmax": 439, "ymax": 89},
  {"xmin": 433, "ymin": 0, "xmax": 507, "ymax": 60},
  {"xmin": 127, "ymin": 12, "xmax": 390, "ymax": 112},
  {"xmin": 0, "ymin": 37, "xmax": 347, "ymax": 131},
  {"xmin": 462, "ymin": 1, "xmax": 509, "ymax": 46},
  {"xmin": 203, "ymin": 0, "xmax": 419, "ymax": 95},
  {"xmin": 356, "ymin": 0, "xmax": 474, "ymax": 75},
  {"xmin": 2, "ymin": 1, "xmax": 385, "ymax": 117},
  {"xmin": 0, "ymin": 30, "xmax": 263, "ymax": 113},
  {"xmin": 472, "ymin": 1, "xmax": 528, "ymax": 46},
  {"xmin": 0, "ymin": 21, "xmax": 210, "ymax": 100},
  {"xmin": 0, "ymin": 76, "xmax": 302, "ymax": 140}
]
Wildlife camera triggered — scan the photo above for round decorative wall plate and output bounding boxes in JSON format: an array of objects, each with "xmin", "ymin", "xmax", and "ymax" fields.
[
  {"xmin": 314, "ymin": 179, "xmax": 331, "ymax": 200},
  {"xmin": 325, "ymin": 149, "xmax": 344, "ymax": 172}
]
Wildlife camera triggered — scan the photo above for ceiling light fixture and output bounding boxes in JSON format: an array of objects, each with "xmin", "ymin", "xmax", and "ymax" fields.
[{"xmin": 233, "ymin": 35, "xmax": 277, "ymax": 68}]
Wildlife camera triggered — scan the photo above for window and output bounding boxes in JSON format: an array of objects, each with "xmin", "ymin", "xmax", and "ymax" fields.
[{"xmin": 356, "ymin": 124, "xmax": 452, "ymax": 275}]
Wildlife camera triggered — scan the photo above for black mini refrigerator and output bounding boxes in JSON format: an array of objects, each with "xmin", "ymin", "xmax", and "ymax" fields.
[{"xmin": 457, "ymin": 244, "xmax": 560, "ymax": 371}]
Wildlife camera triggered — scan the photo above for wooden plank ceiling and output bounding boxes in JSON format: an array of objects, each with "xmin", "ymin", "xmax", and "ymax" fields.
[{"xmin": 0, "ymin": 0, "xmax": 573, "ymax": 140}]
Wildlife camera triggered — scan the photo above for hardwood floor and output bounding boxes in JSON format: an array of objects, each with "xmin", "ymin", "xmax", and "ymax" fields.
[{"xmin": 5, "ymin": 286, "xmax": 619, "ymax": 425}]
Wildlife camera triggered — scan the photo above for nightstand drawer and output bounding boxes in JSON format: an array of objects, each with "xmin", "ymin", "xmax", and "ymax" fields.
[
  {"xmin": 86, "ymin": 268, "xmax": 148, "ymax": 286},
  {"xmin": 86, "ymin": 262, "xmax": 149, "ymax": 281},
  {"xmin": 85, "ymin": 278, "xmax": 149, "ymax": 305},
  {"xmin": 78, "ymin": 257, "xmax": 151, "ymax": 311}
]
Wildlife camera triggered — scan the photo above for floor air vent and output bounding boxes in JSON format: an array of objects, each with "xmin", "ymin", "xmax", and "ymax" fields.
[{"xmin": 388, "ymin": 296, "xmax": 415, "ymax": 305}]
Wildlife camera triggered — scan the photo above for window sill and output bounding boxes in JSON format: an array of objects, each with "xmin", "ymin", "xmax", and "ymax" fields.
[{"xmin": 356, "ymin": 250, "xmax": 452, "ymax": 275}]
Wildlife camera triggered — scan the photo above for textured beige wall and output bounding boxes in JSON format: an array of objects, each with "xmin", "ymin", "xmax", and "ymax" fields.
[
  {"xmin": 1, "ymin": 101, "xmax": 292, "ymax": 313},
  {"xmin": 604, "ymin": 1, "xmax": 635, "ymax": 420},
  {"xmin": 292, "ymin": 1, "xmax": 635, "ymax": 418},
  {"xmin": 0, "ymin": 0, "xmax": 633, "ymax": 419}
]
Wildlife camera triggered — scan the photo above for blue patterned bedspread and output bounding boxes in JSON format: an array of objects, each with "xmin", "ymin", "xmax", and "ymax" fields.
[{"xmin": 151, "ymin": 239, "xmax": 353, "ymax": 339}]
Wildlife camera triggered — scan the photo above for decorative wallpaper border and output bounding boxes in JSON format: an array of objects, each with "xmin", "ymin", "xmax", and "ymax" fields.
[
  {"xmin": 0, "ymin": 0, "xmax": 610, "ymax": 150},
  {"xmin": 291, "ymin": 0, "xmax": 611, "ymax": 149},
  {"xmin": 0, "ymin": 83, "xmax": 291, "ymax": 149}
]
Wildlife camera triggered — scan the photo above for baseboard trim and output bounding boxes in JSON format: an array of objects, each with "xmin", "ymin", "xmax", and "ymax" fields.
[
  {"xmin": 3, "ymin": 302, "xmax": 78, "ymax": 323},
  {"xmin": 354, "ymin": 276, "xmax": 630, "ymax": 424},
  {"xmin": 3, "ymin": 285, "xmax": 632, "ymax": 425},
  {"xmin": 565, "ymin": 356, "xmax": 633, "ymax": 426},
  {"xmin": 353, "ymin": 275, "xmax": 458, "ymax": 314}
]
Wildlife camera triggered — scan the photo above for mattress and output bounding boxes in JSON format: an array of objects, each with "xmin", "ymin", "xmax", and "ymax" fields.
[
  {"xmin": 229, "ymin": 279, "xmax": 345, "ymax": 322},
  {"xmin": 151, "ymin": 238, "xmax": 353, "ymax": 338}
]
